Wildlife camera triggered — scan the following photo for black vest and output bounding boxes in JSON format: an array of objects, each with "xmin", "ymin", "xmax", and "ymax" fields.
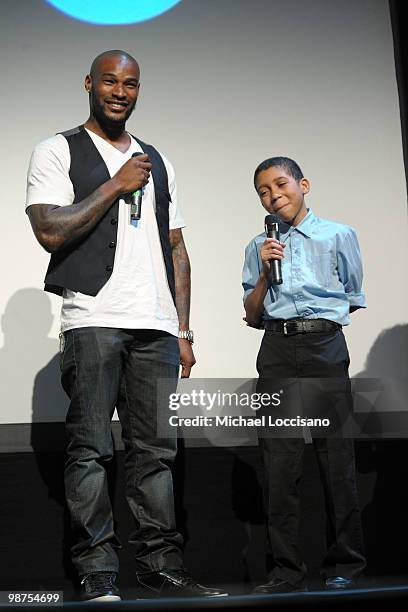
[{"xmin": 44, "ymin": 125, "xmax": 175, "ymax": 302}]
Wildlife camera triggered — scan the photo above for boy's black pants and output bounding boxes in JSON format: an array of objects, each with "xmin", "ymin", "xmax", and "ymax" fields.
[{"xmin": 256, "ymin": 326, "xmax": 366, "ymax": 584}]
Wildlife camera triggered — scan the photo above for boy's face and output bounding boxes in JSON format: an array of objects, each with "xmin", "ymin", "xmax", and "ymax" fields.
[{"xmin": 255, "ymin": 166, "xmax": 310, "ymax": 226}]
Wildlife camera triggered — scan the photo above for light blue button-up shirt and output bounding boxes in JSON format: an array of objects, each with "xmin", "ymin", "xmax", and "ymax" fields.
[{"xmin": 242, "ymin": 209, "xmax": 366, "ymax": 326}]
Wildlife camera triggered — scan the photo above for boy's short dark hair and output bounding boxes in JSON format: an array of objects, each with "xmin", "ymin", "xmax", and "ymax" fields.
[{"xmin": 253, "ymin": 157, "xmax": 304, "ymax": 188}]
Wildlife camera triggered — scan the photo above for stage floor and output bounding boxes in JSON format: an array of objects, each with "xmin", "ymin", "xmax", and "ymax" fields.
[
  {"xmin": 2, "ymin": 447, "xmax": 408, "ymax": 609},
  {"xmin": 3, "ymin": 578, "xmax": 408, "ymax": 611}
]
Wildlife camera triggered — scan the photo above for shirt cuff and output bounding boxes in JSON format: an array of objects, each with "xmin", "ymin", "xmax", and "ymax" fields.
[
  {"xmin": 169, "ymin": 221, "xmax": 186, "ymax": 230},
  {"xmin": 347, "ymin": 292, "xmax": 367, "ymax": 308}
]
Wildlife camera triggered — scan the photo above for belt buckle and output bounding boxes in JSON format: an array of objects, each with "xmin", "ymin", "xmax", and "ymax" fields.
[{"xmin": 283, "ymin": 321, "xmax": 288, "ymax": 335}]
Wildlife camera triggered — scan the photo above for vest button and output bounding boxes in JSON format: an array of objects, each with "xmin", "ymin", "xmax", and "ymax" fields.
[
  {"xmin": 110, "ymin": 218, "xmax": 117, "ymax": 225},
  {"xmin": 106, "ymin": 265, "xmax": 113, "ymax": 272},
  {"xmin": 109, "ymin": 241, "xmax": 116, "ymax": 248}
]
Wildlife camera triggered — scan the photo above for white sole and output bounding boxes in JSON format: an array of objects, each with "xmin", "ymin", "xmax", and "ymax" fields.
[{"xmin": 87, "ymin": 595, "xmax": 121, "ymax": 602}]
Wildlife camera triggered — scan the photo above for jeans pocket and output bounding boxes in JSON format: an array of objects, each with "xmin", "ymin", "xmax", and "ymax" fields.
[{"xmin": 59, "ymin": 331, "xmax": 70, "ymax": 372}]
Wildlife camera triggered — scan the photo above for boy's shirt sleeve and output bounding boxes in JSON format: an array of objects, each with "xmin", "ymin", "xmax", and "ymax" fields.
[
  {"xmin": 242, "ymin": 239, "xmax": 261, "ymax": 302},
  {"xmin": 336, "ymin": 227, "xmax": 367, "ymax": 309}
]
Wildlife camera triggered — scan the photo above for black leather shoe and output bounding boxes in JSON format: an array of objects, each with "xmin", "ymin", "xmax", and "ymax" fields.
[
  {"xmin": 136, "ymin": 568, "xmax": 228, "ymax": 598},
  {"xmin": 253, "ymin": 577, "xmax": 307, "ymax": 594},
  {"xmin": 80, "ymin": 572, "xmax": 121, "ymax": 601},
  {"xmin": 325, "ymin": 576, "xmax": 355, "ymax": 590}
]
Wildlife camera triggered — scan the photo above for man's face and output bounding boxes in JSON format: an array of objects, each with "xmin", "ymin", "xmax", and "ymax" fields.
[
  {"xmin": 255, "ymin": 166, "xmax": 310, "ymax": 226},
  {"xmin": 85, "ymin": 54, "xmax": 140, "ymax": 126}
]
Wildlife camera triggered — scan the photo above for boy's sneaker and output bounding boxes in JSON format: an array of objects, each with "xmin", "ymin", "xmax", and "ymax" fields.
[{"xmin": 80, "ymin": 572, "xmax": 121, "ymax": 602}]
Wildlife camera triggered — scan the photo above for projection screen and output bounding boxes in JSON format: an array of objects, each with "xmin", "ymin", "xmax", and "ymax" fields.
[{"xmin": 1, "ymin": 0, "xmax": 407, "ymax": 434}]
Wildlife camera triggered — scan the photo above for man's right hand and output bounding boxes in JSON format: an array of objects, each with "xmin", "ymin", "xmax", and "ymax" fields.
[
  {"xmin": 113, "ymin": 153, "xmax": 152, "ymax": 194},
  {"xmin": 27, "ymin": 152, "xmax": 152, "ymax": 254},
  {"xmin": 260, "ymin": 238, "xmax": 286, "ymax": 274}
]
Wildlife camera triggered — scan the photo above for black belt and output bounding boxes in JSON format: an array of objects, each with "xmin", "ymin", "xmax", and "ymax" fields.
[{"xmin": 264, "ymin": 318, "xmax": 341, "ymax": 335}]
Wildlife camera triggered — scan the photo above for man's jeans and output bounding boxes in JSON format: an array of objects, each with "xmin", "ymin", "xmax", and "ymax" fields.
[{"xmin": 60, "ymin": 327, "xmax": 184, "ymax": 576}]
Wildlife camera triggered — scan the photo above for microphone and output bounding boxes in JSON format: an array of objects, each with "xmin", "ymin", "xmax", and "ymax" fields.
[
  {"xmin": 265, "ymin": 214, "xmax": 283, "ymax": 285},
  {"xmin": 130, "ymin": 152, "xmax": 143, "ymax": 221}
]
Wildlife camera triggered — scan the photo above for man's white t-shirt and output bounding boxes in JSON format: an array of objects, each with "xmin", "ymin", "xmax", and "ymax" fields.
[{"xmin": 26, "ymin": 129, "xmax": 185, "ymax": 336}]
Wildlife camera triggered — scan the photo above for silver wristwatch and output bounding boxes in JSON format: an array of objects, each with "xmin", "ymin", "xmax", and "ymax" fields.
[{"xmin": 178, "ymin": 330, "xmax": 194, "ymax": 344}]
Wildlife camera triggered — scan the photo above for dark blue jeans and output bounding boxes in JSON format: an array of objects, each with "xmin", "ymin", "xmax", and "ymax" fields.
[{"xmin": 60, "ymin": 327, "xmax": 183, "ymax": 577}]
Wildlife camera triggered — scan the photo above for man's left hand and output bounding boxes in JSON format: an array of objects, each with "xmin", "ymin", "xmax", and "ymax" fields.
[{"xmin": 179, "ymin": 339, "xmax": 196, "ymax": 378}]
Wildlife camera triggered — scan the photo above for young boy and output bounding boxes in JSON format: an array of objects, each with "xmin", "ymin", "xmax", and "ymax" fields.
[{"xmin": 242, "ymin": 157, "xmax": 366, "ymax": 593}]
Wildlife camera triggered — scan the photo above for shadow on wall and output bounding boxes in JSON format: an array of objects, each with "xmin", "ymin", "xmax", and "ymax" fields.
[
  {"xmin": 0, "ymin": 288, "xmax": 68, "ymax": 428},
  {"xmin": 358, "ymin": 323, "xmax": 408, "ymax": 379},
  {"xmin": 354, "ymin": 324, "xmax": 408, "ymax": 575},
  {"xmin": 351, "ymin": 323, "xmax": 408, "ymax": 437},
  {"xmin": 0, "ymin": 288, "xmax": 75, "ymax": 588},
  {"xmin": 8, "ymin": 287, "xmax": 68, "ymax": 509}
]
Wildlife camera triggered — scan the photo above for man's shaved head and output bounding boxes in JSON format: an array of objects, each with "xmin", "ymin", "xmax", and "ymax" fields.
[
  {"xmin": 85, "ymin": 50, "xmax": 141, "ymax": 130},
  {"xmin": 90, "ymin": 50, "xmax": 139, "ymax": 79}
]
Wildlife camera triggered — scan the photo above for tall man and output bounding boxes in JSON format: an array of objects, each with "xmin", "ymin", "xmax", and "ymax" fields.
[{"xmin": 26, "ymin": 50, "xmax": 227, "ymax": 602}]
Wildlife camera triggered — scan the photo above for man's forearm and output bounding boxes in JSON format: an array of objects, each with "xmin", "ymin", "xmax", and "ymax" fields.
[
  {"xmin": 171, "ymin": 229, "xmax": 196, "ymax": 377},
  {"xmin": 244, "ymin": 272, "xmax": 269, "ymax": 327},
  {"xmin": 172, "ymin": 236, "xmax": 191, "ymax": 330},
  {"xmin": 27, "ymin": 177, "xmax": 123, "ymax": 254}
]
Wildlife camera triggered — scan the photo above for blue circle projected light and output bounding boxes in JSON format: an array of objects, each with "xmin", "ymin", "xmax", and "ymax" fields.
[{"xmin": 45, "ymin": 0, "xmax": 182, "ymax": 25}]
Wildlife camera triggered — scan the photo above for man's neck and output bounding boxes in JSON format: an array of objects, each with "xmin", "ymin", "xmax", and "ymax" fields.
[{"xmin": 84, "ymin": 116, "xmax": 129, "ymax": 146}]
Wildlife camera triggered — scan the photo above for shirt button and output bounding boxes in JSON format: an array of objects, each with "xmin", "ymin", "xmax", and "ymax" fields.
[
  {"xmin": 110, "ymin": 218, "xmax": 117, "ymax": 225},
  {"xmin": 106, "ymin": 265, "xmax": 113, "ymax": 272},
  {"xmin": 109, "ymin": 241, "xmax": 116, "ymax": 248}
]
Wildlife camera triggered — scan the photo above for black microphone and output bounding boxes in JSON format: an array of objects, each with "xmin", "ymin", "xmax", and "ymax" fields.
[
  {"xmin": 130, "ymin": 152, "xmax": 143, "ymax": 221},
  {"xmin": 265, "ymin": 214, "xmax": 283, "ymax": 285}
]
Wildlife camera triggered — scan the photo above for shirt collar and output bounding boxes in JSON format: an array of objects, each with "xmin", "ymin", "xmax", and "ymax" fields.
[{"xmin": 279, "ymin": 208, "xmax": 315, "ymax": 238}]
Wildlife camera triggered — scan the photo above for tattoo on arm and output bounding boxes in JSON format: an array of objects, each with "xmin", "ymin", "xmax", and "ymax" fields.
[
  {"xmin": 170, "ymin": 229, "xmax": 191, "ymax": 329},
  {"xmin": 27, "ymin": 179, "xmax": 122, "ymax": 254}
]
